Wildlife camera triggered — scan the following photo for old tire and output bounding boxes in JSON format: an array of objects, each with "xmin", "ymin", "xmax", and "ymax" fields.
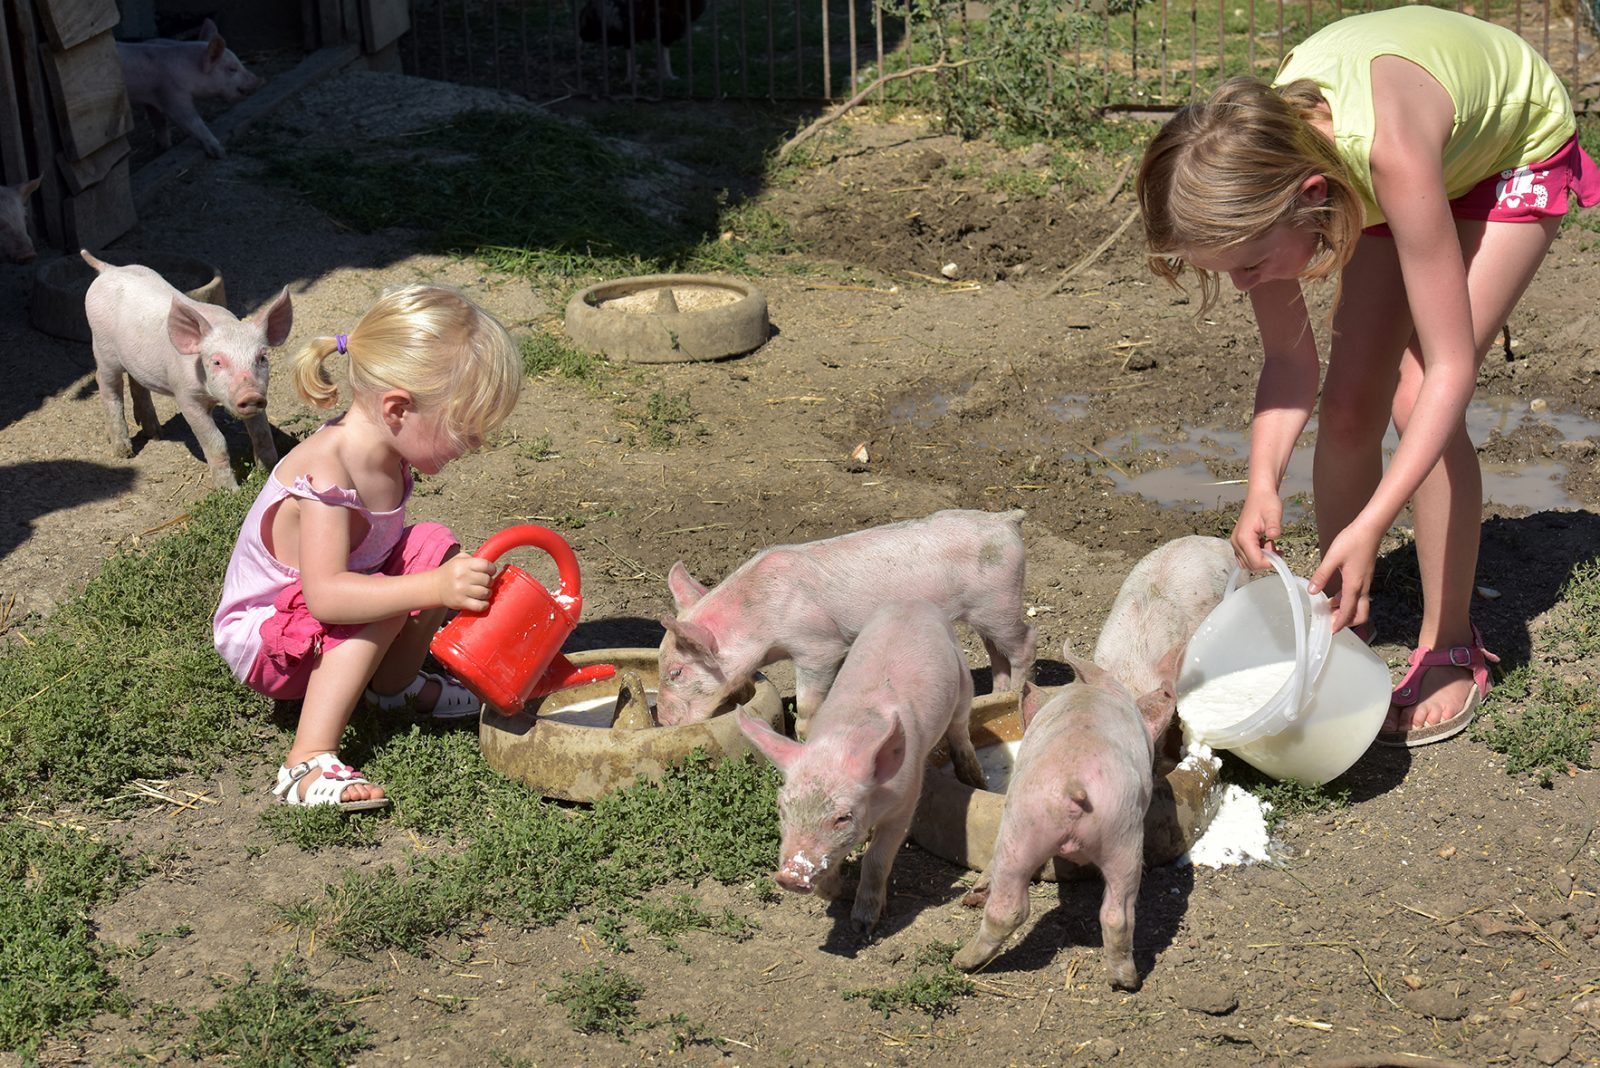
[
  {"xmin": 564, "ymin": 274, "xmax": 769, "ymax": 363},
  {"xmin": 910, "ymin": 690, "xmax": 1224, "ymax": 881},
  {"xmin": 478, "ymin": 647, "xmax": 784, "ymax": 802},
  {"xmin": 30, "ymin": 251, "xmax": 225, "ymax": 343}
]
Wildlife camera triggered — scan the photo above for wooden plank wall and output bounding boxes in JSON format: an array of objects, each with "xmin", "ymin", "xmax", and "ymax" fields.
[{"xmin": 0, "ymin": 0, "xmax": 135, "ymax": 257}]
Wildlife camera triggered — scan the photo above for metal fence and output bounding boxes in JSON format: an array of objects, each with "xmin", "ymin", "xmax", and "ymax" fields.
[{"xmin": 400, "ymin": 0, "xmax": 1599, "ymax": 107}]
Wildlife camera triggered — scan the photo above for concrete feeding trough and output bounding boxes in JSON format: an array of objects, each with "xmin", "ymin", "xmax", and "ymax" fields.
[
  {"xmin": 910, "ymin": 690, "xmax": 1224, "ymax": 881},
  {"xmin": 564, "ymin": 274, "xmax": 769, "ymax": 363},
  {"xmin": 30, "ymin": 251, "xmax": 225, "ymax": 343},
  {"xmin": 479, "ymin": 647, "xmax": 784, "ymax": 802}
]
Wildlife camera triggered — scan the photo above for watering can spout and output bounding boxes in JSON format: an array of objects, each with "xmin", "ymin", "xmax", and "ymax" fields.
[{"xmin": 529, "ymin": 655, "xmax": 618, "ymax": 699}]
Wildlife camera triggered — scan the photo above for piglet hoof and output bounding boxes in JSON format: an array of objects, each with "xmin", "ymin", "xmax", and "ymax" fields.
[
  {"xmin": 951, "ymin": 941, "xmax": 993, "ymax": 972},
  {"xmin": 849, "ymin": 901, "xmax": 882, "ymax": 938},
  {"xmin": 1106, "ymin": 962, "xmax": 1141, "ymax": 992},
  {"xmin": 109, "ymin": 438, "xmax": 134, "ymax": 459},
  {"xmin": 209, "ymin": 465, "xmax": 240, "ymax": 491},
  {"xmin": 960, "ymin": 871, "xmax": 992, "ymax": 908}
]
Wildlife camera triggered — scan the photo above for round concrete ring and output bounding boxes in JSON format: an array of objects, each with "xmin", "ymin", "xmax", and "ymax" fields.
[
  {"xmin": 564, "ymin": 274, "xmax": 769, "ymax": 364},
  {"xmin": 478, "ymin": 647, "xmax": 784, "ymax": 802},
  {"xmin": 911, "ymin": 691, "xmax": 1225, "ymax": 881},
  {"xmin": 31, "ymin": 251, "xmax": 226, "ymax": 343}
]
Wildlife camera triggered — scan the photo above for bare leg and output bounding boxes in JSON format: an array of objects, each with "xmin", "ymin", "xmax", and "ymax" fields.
[
  {"xmin": 129, "ymin": 380, "xmax": 162, "ymax": 441},
  {"xmin": 981, "ymin": 618, "xmax": 1037, "ymax": 691},
  {"xmin": 851, "ymin": 793, "xmax": 917, "ymax": 934},
  {"xmin": 953, "ymin": 832, "xmax": 1050, "ymax": 970},
  {"xmin": 1385, "ymin": 217, "xmax": 1559, "ymax": 732},
  {"xmin": 1097, "ymin": 845, "xmax": 1144, "ymax": 991},
  {"xmin": 285, "ymin": 612, "xmax": 408, "ymax": 803},
  {"xmin": 792, "ymin": 661, "xmax": 840, "ymax": 739},
  {"xmin": 363, "ymin": 548, "xmax": 457, "ymax": 715}
]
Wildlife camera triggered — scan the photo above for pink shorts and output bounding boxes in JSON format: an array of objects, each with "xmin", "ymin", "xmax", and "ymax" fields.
[
  {"xmin": 1363, "ymin": 134, "xmax": 1600, "ymax": 237},
  {"xmin": 243, "ymin": 521, "xmax": 458, "ymax": 700}
]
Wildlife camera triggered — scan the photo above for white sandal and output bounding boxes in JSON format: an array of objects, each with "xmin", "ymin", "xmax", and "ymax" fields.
[
  {"xmin": 272, "ymin": 752, "xmax": 390, "ymax": 811},
  {"xmin": 365, "ymin": 670, "xmax": 481, "ymax": 720}
]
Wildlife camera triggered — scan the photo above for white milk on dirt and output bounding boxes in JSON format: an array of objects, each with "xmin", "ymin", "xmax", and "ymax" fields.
[
  {"xmin": 1182, "ymin": 783, "xmax": 1273, "ymax": 867},
  {"xmin": 1178, "ymin": 661, "xmax": 1295, "ymax": 737},
  {"xmin": 541, "ymin": 692, "xmax": 659, "ymax": 728}
]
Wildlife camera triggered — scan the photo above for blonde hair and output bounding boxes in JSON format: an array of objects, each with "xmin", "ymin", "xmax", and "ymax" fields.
[
  {"xmin": 1137, "ymin": 77, "xmax": 1366, "ymax": 313},
  {"xmin": 291, "ymin": 284, "xmax": 522, "ymax": 449}
]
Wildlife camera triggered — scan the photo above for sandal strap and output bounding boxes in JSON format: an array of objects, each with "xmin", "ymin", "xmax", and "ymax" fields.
[
  {"xmin": 1392, "ymin": 629, "xmax": 1500, "ymax": 708},
  {"xmin": 273, "ymin": 752, "xmax": 378, "ymax": 806}
]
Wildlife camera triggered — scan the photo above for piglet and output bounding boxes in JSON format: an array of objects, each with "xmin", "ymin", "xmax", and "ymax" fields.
[
  {"xmin": 952, "ymin": 644, "xmax": 1180, "ymax": 989},
  {"xmin": 82, "ymin": 250, "xmax": 291, "ymax": 490},
  {"xmin": 659, "ymin": 509, "xmax": 1036, "ymax": 732},
  {"xmin": 1092, "ymin": 535, "xmax": 1233, "ymax": 697},
  {"xmin": 738, "ymin": 600, "xmax": 987, "ymax": 934},
  {"xmin": 117, "ymin": 19, "xmax": 263, "ymax": 159},
  {"xmin": 0, "ymin": 177, "xmax": 41, "ymax": 264}
]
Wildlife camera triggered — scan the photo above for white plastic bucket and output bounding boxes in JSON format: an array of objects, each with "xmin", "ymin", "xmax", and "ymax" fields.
[{"xmin": 1175, "ymin": 552, "xmax": 1391, "ymax": 785}]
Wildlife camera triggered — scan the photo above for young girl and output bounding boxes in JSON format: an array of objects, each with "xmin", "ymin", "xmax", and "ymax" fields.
[
  {"xmin": 1137, "ymin": 6, "xmax": 1598, "ymax": 747},
  {"xmin": 214, "ymin": 284, "xmax": 523, "ymax": 807}
]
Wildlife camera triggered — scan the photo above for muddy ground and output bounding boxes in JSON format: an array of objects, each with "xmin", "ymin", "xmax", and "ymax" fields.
[{"xmin": 3, "ymin": 63, "xmax": 1600, "ymax": 1067}]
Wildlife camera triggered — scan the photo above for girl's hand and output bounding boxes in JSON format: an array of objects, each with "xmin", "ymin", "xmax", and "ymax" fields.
[
  {"xmin": 435, "ymin": 553, "xmax": 496, "ymax": 612},
  {"xmin": 1231, "ymin": 487, "xmax": 1283, "ymax": 572},
  {"xmin": 1308, "ymin": 520, "xmax": 1383, "ymax": 633}
]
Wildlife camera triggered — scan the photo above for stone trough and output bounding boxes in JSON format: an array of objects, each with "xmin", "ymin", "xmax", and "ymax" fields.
[
  {"xmin": 910, "ymin": 690, "xmax": 1224, "ymax": 881},
  {"xmin": 478, "ymin": 647, "xmax": 784, "ymax": 802},
  {"xmin": 564, "ymin": 274, "xmax": 769, "ymax": 363}
]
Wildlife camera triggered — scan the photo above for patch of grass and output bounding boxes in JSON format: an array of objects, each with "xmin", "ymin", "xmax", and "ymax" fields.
[
  {"xmin": 626, "ymin": 389, "xmax": 702, "ymax": 448},
  {"xmin": 183, "ymin": 958, "xmax": 373, "ymax": 1067},
  {"xmin": 1220, "ymin": 755, "xmax": 1350, "ymax": 829},
  {"xmin": 1475, "ymin": 668, "xmax": 1598, "ymax": 786},
  {"xmin": 259, "ymin": 804, "xmax": 382, "ymax": 851},
  {"xmin": 631, "ymin": 892, "xmax": 758, "ymax": 957},
  {"xmin": 106, "ymin": 924, "xmax": 194, "ymax": 962},
  {"xmin": 546, "ymin": 964, "xmax": 643, "ymax": 1039},
  {"xmin": 842, "ymin": 940, "xmax": 974, "ymax": 1018},
  {"xmin": 521, "ymin": 331, "xmax": 608, "ymax": 382},
  {"xmin": 0, "ymin": 823, "xmax": 134, "ymax": 1055},
  {"xmin": 280, "ymin": 749, "xmax": 780, "ymax": 955},
  {"xmin": 985, "ymin": 167, "xmax": 1055, "ymax": 199},
  {"xmin": 0, "ymin": 477, "xmax": 267, "ymax": 812}
]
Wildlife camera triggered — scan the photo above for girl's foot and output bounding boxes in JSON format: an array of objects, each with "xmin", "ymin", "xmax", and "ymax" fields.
[
  {"xmin": 366, "ymin": 670, "xmax": 481, "ymax": 720},
  {"xmin": 1376, "ymin": 627, "xmax": 1498, "ymax": 748},
  {"xmin": 273, "ymin": 751, "xmax": 389, "ymax": 810}
]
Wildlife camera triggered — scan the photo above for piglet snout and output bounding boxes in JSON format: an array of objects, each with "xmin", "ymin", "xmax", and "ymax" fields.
[
  {"xmin": 233, "ymin": 392, "xmax": 266, "ymax": 415},
  {"xmin": 774, "ymin": 868, "xmax": 814, "ymax": 894}
]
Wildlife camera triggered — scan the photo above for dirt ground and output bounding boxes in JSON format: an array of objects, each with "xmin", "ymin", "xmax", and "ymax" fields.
[{"xmin": 4, "ymin": 64, "xmax": 1600, "ymax": 1066}]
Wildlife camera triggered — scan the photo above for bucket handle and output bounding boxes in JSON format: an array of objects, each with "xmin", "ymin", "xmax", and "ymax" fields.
[
  {"xmin": 474, "ymin": 524, "xmax": 584, "ymax": 608},
  {"xmin": 1224, "ymin": 550, "xmax": 1309, "ymax": 721}
]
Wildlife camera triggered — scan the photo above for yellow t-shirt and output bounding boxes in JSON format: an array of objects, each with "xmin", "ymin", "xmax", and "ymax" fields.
[{"xmin": 1273, "ymin": 5, "xmax": 1575, "ymax": 226}]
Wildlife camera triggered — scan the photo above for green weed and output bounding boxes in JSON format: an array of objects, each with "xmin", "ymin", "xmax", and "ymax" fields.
[
  {"xmin": 183, "ymin": 958, "xmax": 373, "ymax": 1066},
  {"xmin": 521, "ymin": 331, "xmax": 608, "ymax": 382},
  {"xmin": 546, "ymin": 964, "xmax": 643, "ymax": 1039},
  {"xmin": 632, "ymin": 892, "xmax": 758, "ymax": 957},
  {"xmin": 1221, "ymin": 755, "xmax": 1351, "ymax": 828},
  {"xmin": 627, "ymin": 389, "xmax": 703, "ymax": 448},
  {"xmin": 842, "ymin": 940, "xmax": 974, "ymax": 1018},
  {"xmin": 1475, "ymin": 668, "xmax": 1598, "ymax": 786},
  {"xmin": 258, "ymin": 804, "xmax": 382, "ymax": 851},
  {"xmin": 0, "ymin": 823, "xmax": 133, "ymax": 1054}
]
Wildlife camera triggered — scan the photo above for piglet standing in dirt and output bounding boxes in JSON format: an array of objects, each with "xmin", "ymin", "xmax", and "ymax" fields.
[
  {"xmin": 0, "ymin": 177, "xmax": 42, "ymax": 263},
  {"xmin": 658, "ymin": 508, "xmax": 1036, "ymax": 731},
  {"xmin": 952, "ymin": 645, "xmax": 1180, "ymax": 989},
  {"xmin": 738, "ymin": 600, "xmax": 987, "ymax": 934},
  {"xmin": 82, "ymin": 250, "xmax": 292, "ymax": 490},
  {"xmin": 1092, "ymin": 535, "xmax": 1234, "ymax": 697},
  {"xmin": 117, "ymin": 19, "xmax": 262, "ymax": 159}
]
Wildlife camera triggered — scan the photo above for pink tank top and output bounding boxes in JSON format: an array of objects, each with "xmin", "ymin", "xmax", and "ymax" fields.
[{"xmin": 212, "ymin": 461, "xmax": 412, "ymax": 681}]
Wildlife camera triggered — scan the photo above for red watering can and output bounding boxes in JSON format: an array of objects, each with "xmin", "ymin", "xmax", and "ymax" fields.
[{"xmin": 430, "ymin": 525, "xmax": 616, "ymax": 713}]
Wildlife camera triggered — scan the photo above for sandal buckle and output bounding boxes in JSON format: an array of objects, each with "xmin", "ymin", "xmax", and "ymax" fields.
[{"xmin": 1448, "ymin": 646, "xmax": 1472, "ymax": 667}]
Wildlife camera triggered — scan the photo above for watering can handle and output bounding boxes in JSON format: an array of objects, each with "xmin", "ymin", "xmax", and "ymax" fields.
[
  {"xmin": 473, "ymin": 525, "xmax": 584, "ymax": 606},
  {"xmin": 1224, "ymin": 550, "xmax": 1309, "ymax": 720}
]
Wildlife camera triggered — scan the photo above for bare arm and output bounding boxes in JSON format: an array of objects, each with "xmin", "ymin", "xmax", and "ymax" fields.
[{"xmin": 1234, "ymin": 278, "xmax": 1320, "ymax": 568}]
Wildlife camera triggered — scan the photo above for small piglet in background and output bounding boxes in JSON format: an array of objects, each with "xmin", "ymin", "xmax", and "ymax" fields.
[
  {"xmin": 1092, "ymin": 535, "xmax": 1234, "ymax": 697},
  {"xmin": 738, "ymin": 600, "xmax": 987, "ymax": 934},
  {"xmin": 117, "ymin": 19, "xmax": 262, "ymax": 159},
  {"xmin": 952, "ymin": 645, "xmax": 1181, "ymax": 988},
  {"xmin": 0, "ymin": 177, "xmax": 42, "ymax": 263},
  {"xmin": 658, "ymin": 508, "xmax": 1036, "ymax": 732},
  {"xmin": 82, "ymin": 250, "xmax": 292, "ymax": 489}
]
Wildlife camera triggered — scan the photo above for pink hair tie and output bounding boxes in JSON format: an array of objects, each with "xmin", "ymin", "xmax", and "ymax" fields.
[{"xmin": 335, "ymin": 333, "xmax": 349, "ymax": 354}]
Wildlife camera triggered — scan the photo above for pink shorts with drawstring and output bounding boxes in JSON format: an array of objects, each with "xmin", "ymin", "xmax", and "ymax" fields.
[
  {"xmin": 1363, "ymin": 134, "xmax": 1600, "ymax": 237},
  {"xmin": 243, "ymin": 521, "xmax": 458, "ymax": 700}
]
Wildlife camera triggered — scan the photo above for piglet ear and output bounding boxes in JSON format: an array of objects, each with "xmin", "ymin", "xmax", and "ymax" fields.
[
  {"xmin": 16, "ymin": 176, "xmax": 40, "ymax": 199},
  {"xmin": 1018, "ymin": 681, "xmax": 1046, "ymax": 732},
  {"xmin": 1136, "ymin": 640, "xmax": 1186, "ymax": 743},
  {"xmin": 199, "ymin": 17, "xmax": 220, "ymax": 40},
  {"xmin": 167, "ymin": 298, "xmax": 209, "ymax": 354},
  {"xmin": 667, "ymin": 561, "xmax": 708, "ymax": 610},
  {"xmin": 738, "ymin": 710, "xmax": 802, "ymax": 772},
  {"xmin": 1060, "ymin": 642, "xmax": 1108, "ymax": 690},
  {"xmin": 203, "ymin": 31, "xmax": 225, "ymax": 69},
  {"xmin": 660, "ymin": 614, "xmax": 719, "ymax": 658},
  {"xmin": 255, "ymin": 286, "xmax": 293, "ymax": 347},
  {"xmin": 869, "ymin": 716, "xmax": 907, "ymax": 786}
]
